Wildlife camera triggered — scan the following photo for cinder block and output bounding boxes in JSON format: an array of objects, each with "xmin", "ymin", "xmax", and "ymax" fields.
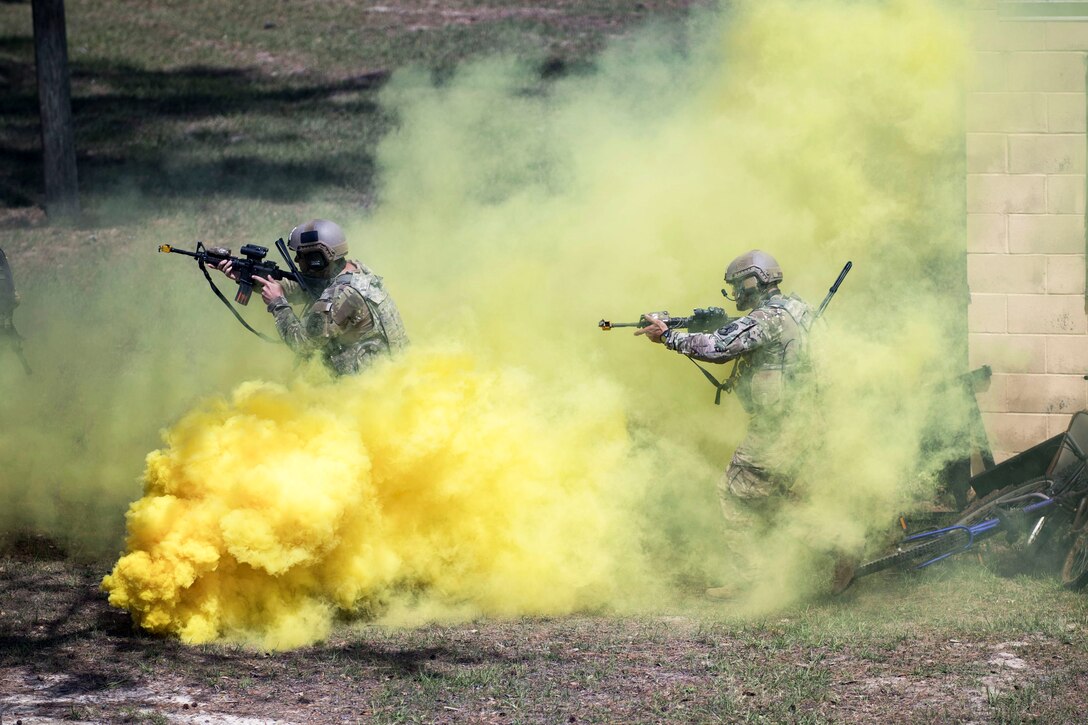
[
  {"xmin": 970, "ymin": 333, "xmax": 1046, "ymax": 373},
  {"xmin": 974, "ymin": 371, "xmax": 1008, "ymax": 412},
  {"xmin": 982, "ymin": 412, "xmax": 1049, "ymax": 453},
  {"xmin": 967, "ymin": 93, "xmax": 1047, "ymax": 132},
  {"xmin": 1008, "ymin": 294, "xmax": 1088, "ymax": 334},
  {"xmin": 1008, "ymin": 52, "xmax": 1087, "ymax": 92},
  {"xmin": 1047, "ymin": 254, "xmax": 1087, "ymax": 294},
  {"xmin": 968, "ymin": 214, "xmax": 1008, "ymax": 253},
  {"xmin": 1047, "ymin": 334, "xmax": 1088, "ymax": 373},
  {"xmin": 970, "ymin": 52, "xmax": 1008, "ymax": 91},
  {"xmin": 1049, "ymin": 413, "xmax": 1076, "ymax": 438},
  {"xmin": 968, "ymin": 134, "xmax": 1008, "ymax": 172},
  {"xmin": 968, "ymin": 253, "xmax": 1046, "ymax": 293},
  {"xmin": 1008, "ymin": 214, "xmax": 1085, "ymax": 254},
  {"xmin": 1009, "ymin": 134, "xmax": 1086, "ymax": 174},
  {"xmin": 974, "ymin": 18, "xmax": 1047, "ymax": 51},
  {"xmin": 1047, "ymin": 175, "xmax": 1086, "ymax": 213},
  {"xmin": 1048, "ymin": 93, "xmax": 1087, "ymax": 132},
  {"xmin": 968, "ymin": 174, "xmax": 1047, "ymax": 213},
  {"xmin": 1047, "ymin": 21, "xmax": 1088, "ymax": 50},
  {"xmin": 969, "ymin": 293, "xmax": 1007, "ymax": 333},
  {"xmin": 1006, "ymin": 373, "xmax": 1087, "ymax": 413}
]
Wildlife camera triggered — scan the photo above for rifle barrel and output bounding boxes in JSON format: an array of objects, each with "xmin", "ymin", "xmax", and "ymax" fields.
[
  {"xmin": 159, "ymin": 244, "xmax": 200, "ymax": 259},
  {"xmin": 599, "ymin": 320, "xmax": 643, "ymax": 330}
]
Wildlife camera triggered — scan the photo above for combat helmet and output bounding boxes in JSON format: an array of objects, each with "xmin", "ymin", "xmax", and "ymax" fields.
[
  {"xmin": 289, "ymin": 219, "xmax": 349, "ymax": 277},
  {"xmin": 724, "ymin": 250, "xmax": 783, "ymax": 311}
]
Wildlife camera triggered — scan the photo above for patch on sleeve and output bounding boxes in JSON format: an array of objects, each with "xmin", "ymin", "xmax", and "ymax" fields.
[{"xmin": 717, "ymin": 321, "xmax": 741, "ymax": 337}]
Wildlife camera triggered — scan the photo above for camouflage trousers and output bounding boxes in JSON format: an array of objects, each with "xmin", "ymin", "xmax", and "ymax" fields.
[{"xmin": 714, "ymin": 418, "xmax": 795, "ymax": 585}]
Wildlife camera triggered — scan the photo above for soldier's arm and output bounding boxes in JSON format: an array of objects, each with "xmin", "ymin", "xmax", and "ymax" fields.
[
  {"xmin": 663, "ymin": 313, "xmax": 768, "ymax": 363},
  {"xmin": 279, "ymin": 278, "xmax": 309, "ymax": 304},
  {"xmin": 267, "ymin": 299, "xmax": 320, "ymax": 355}
]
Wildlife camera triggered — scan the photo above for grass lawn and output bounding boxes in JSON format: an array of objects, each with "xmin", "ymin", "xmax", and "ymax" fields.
[{"xmin": 2, "ymin": 540, "xmax": 1088, "ymax": 723}]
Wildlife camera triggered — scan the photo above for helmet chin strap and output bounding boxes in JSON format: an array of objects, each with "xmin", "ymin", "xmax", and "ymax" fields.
[
  {"xmin": 326, "ymin": 258, "xmax": 348, "ymax": 277},
  {"xmin": 724, "ymin": 283, "xmax": 779, "ymax": 311}
]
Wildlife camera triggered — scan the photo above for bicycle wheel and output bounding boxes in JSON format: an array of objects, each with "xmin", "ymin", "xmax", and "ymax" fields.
[
  {"xmin": 1061, "ymin": 532, "xmax": 1088, "ymax": 589},
  {"xmin": 956, "ymin": 477, "xmax": 1052, "ymax": 528}
]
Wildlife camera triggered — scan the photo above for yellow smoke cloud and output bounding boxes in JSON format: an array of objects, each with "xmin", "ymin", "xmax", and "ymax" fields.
[
  {"xmin": 103, "ymin": 349, "xmax": 655, "ymax": 648},
  {"xmin": 364, "ymin": 0, "xmax": 971, "ymax": 606},
  {"xmin": 100, "ymin": 0, "xmax": 975, "ymax": 645},
  {"xmin": 0, "ymin": 243, "xmax": 294, "ymax": 557}
]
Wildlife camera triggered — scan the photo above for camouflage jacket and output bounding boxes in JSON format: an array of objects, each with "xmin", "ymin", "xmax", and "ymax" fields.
[
  {"xmin": 268, "ymin": 261, "xmax": 408, "ymax": 376},
  {"xmin": 663, "ymin": 292, "xmax": 813, "ymax": 414}
]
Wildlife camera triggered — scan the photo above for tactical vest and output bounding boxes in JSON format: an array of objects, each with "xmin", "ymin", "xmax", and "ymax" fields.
[
  {"xmin": 302, "ymin": 261, "xmax": 408, "ymax": 368},
  {"xmin": 733, "ymin": 294, "xmax": 813, "ymax": 415}
]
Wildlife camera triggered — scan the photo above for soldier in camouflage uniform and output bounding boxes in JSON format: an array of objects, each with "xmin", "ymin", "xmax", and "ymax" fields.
[
  {"xmin": 637, "ymin": 250, "xmax": 814, "ymax": 598},
  {"xmin": 219, "ymin": 219, "xmax": 408, "ymax": 376}
]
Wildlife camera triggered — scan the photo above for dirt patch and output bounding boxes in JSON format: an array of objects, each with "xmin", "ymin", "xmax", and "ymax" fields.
[{"xmin": 3, "ymin": 554, "xmax": 1088, "ymax": 723}]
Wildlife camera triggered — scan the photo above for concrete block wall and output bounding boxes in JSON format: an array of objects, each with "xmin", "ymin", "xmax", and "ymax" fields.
[{"xmin": 968, "ymin": 12, "xmax": 1088, "ymax": 461}]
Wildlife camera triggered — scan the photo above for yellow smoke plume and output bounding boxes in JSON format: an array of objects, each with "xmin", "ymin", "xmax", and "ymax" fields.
[
  {"xmin": 102, "ymin": 349, "xmax": 655, "ymax": 648},
  {"xmin": 100, "ymin": 0, "xmax": 974, "ymax": 645}
]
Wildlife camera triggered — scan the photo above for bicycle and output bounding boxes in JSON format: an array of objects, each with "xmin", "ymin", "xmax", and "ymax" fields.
[{"xmin": 845, "ymin": 411, "xmax": 1088, "ymax": 590}]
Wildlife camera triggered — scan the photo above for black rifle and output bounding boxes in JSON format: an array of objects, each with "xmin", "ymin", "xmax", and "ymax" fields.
[
  {"xmin": 159, "ymin": 239, "xmax": 312, "ymax": 342},
  {"xmin": 600, "ymin": 261, "xmax": 853, "ymax": 405},
  {"xmin": 599, "ymin": 306, "xmax": 737, "ymax": 405},
  {"xmin": 0, "ymin": 247, "xmax": 31, "ymax": 375},
  {"xmin": 599, "ymin": 306, "xmax": 734, "ymax": 333}
]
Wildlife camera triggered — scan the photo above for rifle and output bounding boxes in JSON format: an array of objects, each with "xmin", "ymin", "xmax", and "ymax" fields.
[
  {"xmin": 0, "ymin": 247, "xmax": 31, "ymax": 375},
  {"xmin": 159, "ymin": 239, "xmax": 312, "ymax": 342},
  {"xmin": 599, "ymin": 261, "xmax": 853, "ymax": 405},
  {"xmin": 599, "ymin": 306, "xmax": 735, "ymax": 333}
]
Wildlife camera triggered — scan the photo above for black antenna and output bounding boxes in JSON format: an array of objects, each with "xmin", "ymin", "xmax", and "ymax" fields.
[{"xmin": 815, "ymin": 261, "xmax": 852, "ymax": 320}]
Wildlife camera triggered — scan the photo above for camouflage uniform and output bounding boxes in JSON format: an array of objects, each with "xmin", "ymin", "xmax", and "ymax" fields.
[
  {"xmin": 268, "ymin": 261, "xmax": 408, "ymax": 376},
  {"xmin": 663, "ymin": 292, "xmax": 813, "ymax": 520}
]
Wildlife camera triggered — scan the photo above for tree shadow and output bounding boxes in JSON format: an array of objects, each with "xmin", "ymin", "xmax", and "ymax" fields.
[
  {"xmin": 0, "ymin": 546, "xmax": 528, "ymax": 700},
  {"xmin": 0, "ymin": 38, "xmax": 391, "ymax": 216}
]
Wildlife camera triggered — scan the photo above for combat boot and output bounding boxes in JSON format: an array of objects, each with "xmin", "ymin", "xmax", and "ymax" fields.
[
  {"xmin": 704, "ymin": 585, "xmax": 737, "ymax": 601},
  {"xmin": 830, "ymin": 557, "xmax": 856, "ymax": 595}
]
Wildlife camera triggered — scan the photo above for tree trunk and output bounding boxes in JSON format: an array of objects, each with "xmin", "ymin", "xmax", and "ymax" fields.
[{"xmin": 32, "ymin": 0, "xmax": 79, "ymax": 221}]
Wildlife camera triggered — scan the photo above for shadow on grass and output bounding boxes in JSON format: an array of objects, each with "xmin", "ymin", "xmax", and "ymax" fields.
[
  {"xmin": 0, "ymin": 542, "xmax": 508, "ymax": 698},
  {"xmin": 0, "ymin": 36, "xmax": 390, "ymax": 213}
]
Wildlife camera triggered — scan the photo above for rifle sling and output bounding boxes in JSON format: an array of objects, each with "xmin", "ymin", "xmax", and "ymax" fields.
[
  {"xmin": 198, "ymin": 259, "xmax": 281, "ymax": 344},
  {"xmin": 686, "ymin": 356, "xmax": 737, "ymax": 406}
]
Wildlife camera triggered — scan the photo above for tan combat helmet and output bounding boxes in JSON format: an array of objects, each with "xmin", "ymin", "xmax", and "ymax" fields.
[
  {"xmin": 289, "ymin": 219, "xmax": 350, "ymax": 277},
  {"xmin": 724, "ymin": 250, "xmax": 783, "ymax": 311}
]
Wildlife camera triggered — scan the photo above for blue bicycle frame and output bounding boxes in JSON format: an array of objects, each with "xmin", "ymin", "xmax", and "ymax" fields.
[{"xmin": 902, "ymin": 495, "xmax": 1057, "ymax": 569}]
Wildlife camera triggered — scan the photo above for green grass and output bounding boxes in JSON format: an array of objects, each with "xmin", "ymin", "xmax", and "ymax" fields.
[
  {"xmin": 0, "ymin": 0, "xmax": 705, "ymax": 220},
  {"xmin": 6, "ymin": 559, "xmax": 1087, "ymax": 721}
]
